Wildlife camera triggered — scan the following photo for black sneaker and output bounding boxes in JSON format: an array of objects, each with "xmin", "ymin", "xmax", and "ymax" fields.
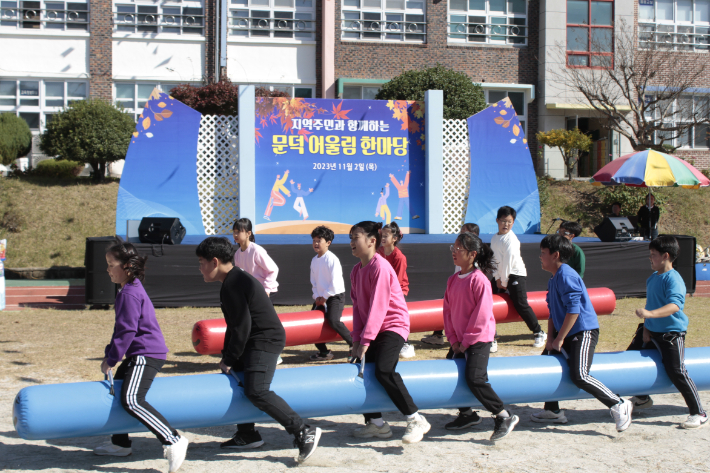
[
  {"xmin": 294, "ymin": 426, "xmax": 321, "ymax": 463},
  {"xmin": 490, "ymin": 414, "xmax": 519, "ymax": 442},
  {"xmin": 445, "ymin": 411, "xmax": 483, "ymax": 430},
  {"xmin": 220, "ymin": 430, "xmax": 264, "ymax": 449}
]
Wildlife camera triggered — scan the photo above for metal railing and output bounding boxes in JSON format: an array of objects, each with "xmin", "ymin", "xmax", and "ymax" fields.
[
  {"xmin": 0, "ymin": 4, "xmax": 88, "ymax": 30},
  {"xmin": 447, "ymin": 20, "xmax": 527, "ymax": 44},
  {"xmin": 341, "ymin": 18, "xmax": 426, "ymax": 41},
  {"xmin": 229, "ymin": 14, "xmax": 315, "ymax": 38},
  {"xmin": 639, "ymin": 23, "xmax": 710, "ymax": 50},
  {"xmin": 114, "ymin": 8, "xmax": 204, "ymax": 35}
]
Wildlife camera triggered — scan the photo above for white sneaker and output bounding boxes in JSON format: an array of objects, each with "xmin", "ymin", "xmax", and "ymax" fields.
[
  {"xmin": 400, "ymin": 343, "xmax": 415, "ymax": 358},
  {"xmin": 353, "ymin": 421, "xmax": 393, "ymax": 438},
  {"xmin": 164, "ymin": 436, "xmax": 189, "ymax": 473},
  {"xmin": 490, "ymin": 340, "xmax": 498, "ymax": 353},
  {"xmin": 610, "ymin": 399, "xmax": 633, "ymax": 432},
  {"xmin": 533, "ymin": 332, "xmax": 547, "ymax": 348},
  {"xmin": 277, "ymin": 356, "xmax": 283, "ymax": 365},
  {"xmin": 93, "ymin": 442, "xmax": 132, "ymax": 457},
  {"xmin": 402, "ymin": 416, "xmax": 431, "ymax": 444},
  {"xmin": 530, "ymin": 409, "xmax": 568, "ymax": 424},
  {"xmin": 681, "ymin": 413, "xmax": 708, "ymax": 429},
  {"xmin": 629, "ymin": 396, "xmax": 653, "ymax": 409}
]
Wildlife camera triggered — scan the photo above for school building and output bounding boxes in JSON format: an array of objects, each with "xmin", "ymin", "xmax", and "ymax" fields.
[{"xmin": 1, "ymin": 0, "xmax": 709, "ymax": 177}]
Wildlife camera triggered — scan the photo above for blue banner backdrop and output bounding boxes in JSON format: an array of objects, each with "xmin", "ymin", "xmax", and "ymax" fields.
[
  {"xmin": 464, "ymin": 98, "xmax": 541, "ymax": 234},
  {"xmin": 254, "ymin": 98, "xmax": 426, "ymax": 234},
  {"xmin": 115, "ymin": 89, "xmax": 205, "ymax": 236}
]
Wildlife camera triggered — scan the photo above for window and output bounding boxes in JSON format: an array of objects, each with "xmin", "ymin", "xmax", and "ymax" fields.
[
  {"xmin": 566, "ymin": 0, "xmax": 613, "ymax": 67},
  {"xmin": 486, "ymin": 90, "xmax": 526, "ymax": 135},
  {"xmin": 342, "ymin": 85, "xmax": 380, "ymax": 99},
  {"xmin": 645, "ymin": 94, "xmax": 710, "ymax": 148},
  {"xmin": 0, "ymin": 0, "xmax": 88, "ymax": 31},
  {"xmin": 230, "ymin": 0, "xmax": 314, "ymax": 40},
  {"xmin": 255, "ymin": 83, "xmax": 314, "ymax": 97},
  {"xmin": 114, "ymin": 82, "xmax": 184, "ymax": 119},
  {"xmin": 639, "ymin": 0, "xmax": 710, "ymax": 50},
  {"xmin": 114, "ymin": 1, "xmax": 204, "ymax": 35},
  {"xmin": 448, "ymin": 0, "xmax": 526, "ymax": 45},
  {"xmin": 0, "ymin": 79, "xmax": 88, "ymax": 130},
  {"xmin": 341, "ymin": 0, "xmax": 426, "ymax": 42}
]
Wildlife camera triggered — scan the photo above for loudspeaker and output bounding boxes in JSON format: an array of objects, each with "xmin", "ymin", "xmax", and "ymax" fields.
[
  {"xmin": 594, "ymin": 217, "xmax": 636, "ymax": 242},
  {"xmin": 663, "ymin": 234, "xmax": 697, "ymax": 293},
  {"xmin": 85, "ymin": 236, "xmax": 118, "ymax": 305},
  {"xmin": 138, "ymin": 218, "xmax": 186, "ymax": 245}
]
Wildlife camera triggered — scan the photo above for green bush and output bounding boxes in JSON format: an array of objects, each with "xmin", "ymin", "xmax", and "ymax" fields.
[
  {"xmin": 597, "ymin": 185, "xmax": 668, "ymax": 216},
  {"xmin": 33, "ymin": 159, "xmax": 84, "ymax": 178},
  {"xmin": 40, "ymin": 99, "xmax": 135, "ymax": 181},
  {"xmin": 537, "ymin": 175, "xmax": 551, "ymax": 208},
  {"xmin": 0, "ymin": 113, "xmax": 32, "ymax": 165},
  {"xmin": 375, "ymin": 65, "xmax": 487, "ymax": 120}
]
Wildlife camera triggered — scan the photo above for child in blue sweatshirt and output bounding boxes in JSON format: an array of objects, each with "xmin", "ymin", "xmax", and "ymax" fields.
[
  {"xmin": 530, "ymin": 235, "xmax": 633, "ymax": 432},
  {"xmin": 626, "ymin": 236, "xmax": 707, "ymax": 429},
  {"xmin": 95, "ymin": 243, "xmax": 188, "ymax": 473}
]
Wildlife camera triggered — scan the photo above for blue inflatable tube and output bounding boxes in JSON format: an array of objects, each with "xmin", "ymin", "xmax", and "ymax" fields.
[{"xmin": 14, "ymin": 348, "xmax": 710, "ymax": 440}]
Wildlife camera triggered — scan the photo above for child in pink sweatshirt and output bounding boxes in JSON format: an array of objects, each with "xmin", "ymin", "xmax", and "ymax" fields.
[
  {"xmin": 349, "ymin": 220, "xmax": 429, "ymax": 445},
  {"xmin": 443, "ymin": 232, "xmax": 519, "ymax": 442},
  {"xmin": 232, "ymin": 218, "xmax": 279, "ymax": 296}
]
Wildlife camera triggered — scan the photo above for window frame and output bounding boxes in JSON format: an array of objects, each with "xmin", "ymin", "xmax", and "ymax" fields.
[
  {"xmin": 566, "ymin": 0, "xmax": 614, "ymax": 69},
  {"xmin": 114, "ymin": 82, "xmax": 186, "ymax": 120},
  {"xmin": 485, "ymin": 89, "xmax": 527, "ymax": 136},
  {"xmin": 113, "ymin": 0, "xmax": 205, "ymax": 36},
  {"xmin": 229, "ymin": 0, "xmax": 315, "ymax": 41},
  {"xmin": 644, "ymin": 93, "xmax": 710, "ymax": 149},
  {"xmin": 639, "ymin": 0, "xmax": 710, "ymax": 51},
  {"xmin": 0, "ymin": 0, "xmax": 89, "ymax": 32},
  {"xmin": 447, "ymin": 0, "xmax": 528, "ymax": 46},
  {"xmin": 340, "ymin": 0, "xmax": 426, "ymax": 43}
]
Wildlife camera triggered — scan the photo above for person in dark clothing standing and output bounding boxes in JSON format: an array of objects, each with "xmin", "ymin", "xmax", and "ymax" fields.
[
  {"xmin": 637, "ymin": 193, "xmax": 660, "ymax": 240},
  {"xmin": 196, "ymin": 237, "xmax": 321, "ymax": 464}
]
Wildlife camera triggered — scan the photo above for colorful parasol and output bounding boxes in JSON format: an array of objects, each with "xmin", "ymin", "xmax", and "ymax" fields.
[{"xmin": 591, "ymin": 149, "xmax": 710, "ymax": 188}]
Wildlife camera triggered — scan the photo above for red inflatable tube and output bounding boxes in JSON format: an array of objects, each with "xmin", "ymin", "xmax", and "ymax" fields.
[{"xmin": 192, "ymin": 288, "xmax": 616, "ymax": 355}]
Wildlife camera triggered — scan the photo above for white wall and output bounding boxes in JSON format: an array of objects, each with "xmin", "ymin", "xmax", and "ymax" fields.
[
  {"xmin": 226, "ymin": 43, "xmax": 316, "ymax": 84},
  {"xmin": 0, "ymin": 35, "xmax": 88, "ymax": 78},
  {"xmin": 113, "ymin": 38, "xmax": 205, "ymax": 82}
]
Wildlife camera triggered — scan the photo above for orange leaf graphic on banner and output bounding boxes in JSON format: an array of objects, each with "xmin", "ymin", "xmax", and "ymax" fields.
[
  {"xmin": 154, "ymin": 113, "xmax": 164, "ymax": 122},
  {"xmin": 142, "ymin": 117, "xmax": 151, "ymax": 130},
  {"xmin": 500, "ymin": 110, "xmax": 507, "ymax": 115},
  {"xmin": 161, "ymin": 109, "xmax": 172, "ymax": 118},
  {"xmin": 332, "ymin": 101, "xmax": 351, "ymax": 120},
  {"xmin": 255, "ymin": 128, "xmax": 262, "ymax": 143},
  {"xmin": 158, "ymin": 102, "xmax": 166, "ymax": 108},
  {"xmin": 408, "ymin": 120, "xmax": 420, "ymax": 134},
  {"xmin": 133, "ymin": 132, "xmax": 139, "ymax": 137},
  {"xmin": 513, "ymin": 124, "xmax": 520, "ymax": 136},
  {"xmin": 494, "ymin": 116, "xmax": 505, "ymax": 125},
  {"xmin": 502, "ymin": 120, "xmax": 511, "ymax": 128}
]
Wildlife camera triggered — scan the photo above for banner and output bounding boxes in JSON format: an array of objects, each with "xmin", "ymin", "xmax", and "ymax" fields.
[
  {"xmin": 464, "ymin": 98, "xmax": 541, "ymax": 234},
  {"xmin": 254, "ymin": 98, "xmax": 426, "ymax": 234}
]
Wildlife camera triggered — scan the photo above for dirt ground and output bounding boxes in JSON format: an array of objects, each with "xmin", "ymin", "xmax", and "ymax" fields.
[{"xmin": 2, "ymin": 299, "xmax": 710, "ymax": 472}]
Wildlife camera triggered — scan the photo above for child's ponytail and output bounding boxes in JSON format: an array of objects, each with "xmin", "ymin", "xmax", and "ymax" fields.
[
  {"xmin": 457, "ymin": 232, "xmax": 496, "ymax": 276},
  {"xmin": 383, "ymin": 221, "xmax": 403, "ymax": 246},
  {"xmin": 350, "ymin": 221, "xmax": 383, "ymax": 248},
  {"xmin": 106, "ymin": 243, "xmax": 148, "ymax": 283},
  {"xmin": 233, "ymin": 218, "xmax": 256, "ymax": 243}
]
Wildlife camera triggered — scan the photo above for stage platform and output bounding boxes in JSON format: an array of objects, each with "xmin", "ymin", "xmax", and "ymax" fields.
[{"xmin": 102, "ymin": 233, "xmax": 695, "ymax": 308}]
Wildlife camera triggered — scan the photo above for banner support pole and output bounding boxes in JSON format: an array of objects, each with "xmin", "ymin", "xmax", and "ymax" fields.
[
  {"xmin": 238, "ymin": 85, "xmax": 256, "ymax": 222},
  {"xmin": 425, "ymin": 89, "xmax": 444, "ymax": 234}
]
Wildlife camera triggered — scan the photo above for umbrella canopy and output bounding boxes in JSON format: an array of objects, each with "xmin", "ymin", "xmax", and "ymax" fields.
[{"xmin": 591, "ymin": 150, "xmax": 710, "ymax": 188}]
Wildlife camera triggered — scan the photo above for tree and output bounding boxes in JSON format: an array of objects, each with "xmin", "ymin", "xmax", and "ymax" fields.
[
  {"xmin": 537, "ymin": 128, "xmax": 592, "ymax": 181},
  {"xmin": 170, "ymin": 81, "xmax": 290, "ymax": 116},
  {"xmin": 549, "ymin": 19, "xmax": 710, "ymax": 152},
  {"xmin": 375, "ymin": 65, "xmax": 487, "ymax": 120},
  {"xmin": 0, "ymin": 113, "xmax": 32, "ymax": 166},
  {"xmin": 39, "ymin": 99, "xmax": 135, "ymax": 181}
]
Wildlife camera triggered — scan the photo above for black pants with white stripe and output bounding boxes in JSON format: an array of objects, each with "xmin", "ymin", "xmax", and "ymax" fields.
[
  {"xmin": 627, "ymin": 323, "xmax": 705, "ymax": 416},
  {"xmin": 543, "ymin": 329, "xmax": 620, "ymax": 411},
  {"xmin": 111, "ymin": 356, "xmax": 180, "ymax": 447}
]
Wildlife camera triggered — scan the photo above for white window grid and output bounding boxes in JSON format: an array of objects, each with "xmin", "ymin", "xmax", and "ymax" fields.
[
  {"xmin": 645, "ymin": 94, "xmax": 710, "ymax": 148},
  {"xmin": 342, "ymin": 85, "xmax": 381, "ymax": 99},
  {"xmin": 639, "ymin": 0, "xmax": 710, "ymax": 51},
  {"xmin": 114, "ymin": 82, "xmax": 184, "ymax": 120},
  {"xmin": 448, "ymin": 0, "xmax": 526, "ymax": 45},
  {"xmin": 486, "ymin": 90, "xmax": 526, "ymax": 135},
  {"xmin": 251, "ymin": 83, "xmax": 315, "ymax": 97},
  {"xmin": 0, "ymin": 0, "xmax": 88, "ymax": 31},
  {"xmin": 341, "ymin": 0, "xmax": 426, "ymax": 43},
  {"xmin": 229, "ymin": 0, "xmax": 315, "ymax": 40},
  {"xmin": 0, "ymin": 79, "xmax": 88, "ymax": 130},
  {"xmin": 114, "ymin": 0, "xmax": 204, "ymax": 35}
]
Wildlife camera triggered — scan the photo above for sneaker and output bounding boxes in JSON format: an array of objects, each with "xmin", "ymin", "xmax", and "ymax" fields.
[
  {"xmin": 263, "ymin": 215, "xmax": 271, "ymax": 221},
  {"xmin": 490, "ymin": 340, "xmax": 498, "ymax": 353},
  {"xmin": 445, "ymin": 411, "xmax": 483, "ymax": 430},
  {"xmin": 530, "ymin": 409, "xmax": 568, "ymax": 424},
  {"xmin": 277, "ymin": 356, "xmax": 283, "ymax": 365},
  {"xmin": 681, "ymin": 413, "xmax": 709, "ymax": 429},
  {"xmin": 309, "ymin": 351, "xmax": 334, "ymax": 361},
  {"xmin": 490, "ymin": 414, "xmax": 519, "ymax": 442},
  {"xmin": 400, "ymin": 343, "xmax": 415, "ymax": 358},
  {"xmin": 93, "ymin": 442, "xmax": 132, "ymax": 457},
  {"xmin": 394, "ymin": 217, "xmax": 402, "ymax": 220},
  {"xmin": 420, "ymin": 334, "xmax": 445, "ymax": 346},
  {"xmin": 294, "ymin": 426, "xmax": 321, "ymax": 463},
  {"xmin": 533, "ymin": 332, "xmax": 547, "ymax": 348},
  {"xmin": 610, "ymin": 399, "xmax": 633, "ymax": 432},
  {"xmin": 220, "ymin": 430, "xmax": 264, "ymax": 449},
  {"xmin": 402, "ymin": 416, "xmax": 431, "ymax": 444},
  {"xmin": 164, "ymin": 435, "xmax": 189, "ymax": 473},
  {"xmin": 353, "ymin": 421, "xmax": 393, "ymax": 439},
  {"xmin": 629, "ymin": 396, "xmax": 653, "ymax": 409}
]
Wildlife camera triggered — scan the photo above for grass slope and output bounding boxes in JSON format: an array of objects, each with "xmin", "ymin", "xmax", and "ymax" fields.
[{"xmin": 0, "ymin": 176, "xmax": 708, "ymax": 268}]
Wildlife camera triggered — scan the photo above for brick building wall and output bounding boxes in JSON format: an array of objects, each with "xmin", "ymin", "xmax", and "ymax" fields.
[
  {"xmin": 89, "ymin": 0, "xmax": 113, "ymax": 100},
  {"xmin": 205, "ymin": 0, "xmax": 217, "ymax": 83},
  {"xmin": 334, "ymin": 0, "xmax": 540, "ymax": 153}
]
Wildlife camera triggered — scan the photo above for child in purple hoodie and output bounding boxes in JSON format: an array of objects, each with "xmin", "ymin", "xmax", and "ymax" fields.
[
  {"xmin": 94, "ymin": 243, "xmax": 188, "ymax": 473},
  {"xmin": 349, "ymin": 221, "xmax": 429, "ymax": 444}
]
